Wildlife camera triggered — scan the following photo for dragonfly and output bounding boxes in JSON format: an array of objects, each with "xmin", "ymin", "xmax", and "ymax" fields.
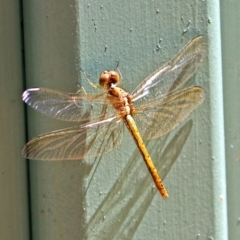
[{"xmin": 22, "ymin": 36, "xmax": 207, "ymax": 198}]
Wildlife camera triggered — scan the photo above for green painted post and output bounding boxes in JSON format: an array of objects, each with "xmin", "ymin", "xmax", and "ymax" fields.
[
  {"xmin": 0, "ymin": 0, "xmax": 29, "ymax": 239},
  {"xmin": 22, "ymin": 0, "xmax": 228, "ymax": 239},
  {"xmin": 22, "ymin": 1, "xmax": 85, "ymax": 239},
  {"xmin": 221, "ymin": 1, "xmax": 240, "ymax": 239}
]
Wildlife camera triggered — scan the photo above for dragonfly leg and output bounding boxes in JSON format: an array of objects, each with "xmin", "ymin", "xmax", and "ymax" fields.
[{"xmin": 80, "ymin": 68, "xmax": 101, "ymax": 89}]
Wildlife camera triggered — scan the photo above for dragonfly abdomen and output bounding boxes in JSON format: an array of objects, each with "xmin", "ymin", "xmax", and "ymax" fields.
[{"xmin": 123, "ymin": 114, "xmax": 168, "ymax": 198}]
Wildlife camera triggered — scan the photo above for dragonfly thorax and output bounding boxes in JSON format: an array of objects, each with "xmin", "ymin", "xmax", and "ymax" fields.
[{"xmin": 107, "ymin": 86, "xmax": 135, "ymax": 117}]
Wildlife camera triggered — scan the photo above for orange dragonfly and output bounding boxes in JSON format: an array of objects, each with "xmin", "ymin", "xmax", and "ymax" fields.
[{"xmin": 22, "ymin": 36, "xmax": 207, "ymax": 198}]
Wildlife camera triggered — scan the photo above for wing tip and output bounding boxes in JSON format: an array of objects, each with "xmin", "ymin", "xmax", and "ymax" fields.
[{"xmin": 22, "ymin": 88, "xmax": 40, "ymax": 102}]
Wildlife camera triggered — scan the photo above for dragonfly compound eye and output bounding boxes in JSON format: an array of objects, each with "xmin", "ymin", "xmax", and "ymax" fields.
[
  {"xmin": 99, "ymin": 71, "xmax": 110, "ymax": 88},
  {"xmin": 99, "ymin": 71, "xmax": 120, "ymax": 89},
  {"xmin": 108, "ymin": 71, "xmax": 120, "ymax": 85}
]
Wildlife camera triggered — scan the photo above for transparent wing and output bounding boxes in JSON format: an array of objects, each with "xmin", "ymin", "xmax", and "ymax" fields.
[
  {"xmin": 22, "ymin": 116, "xmax": 124, "ymax": 160},
  {"xmin": 22, "ymin": 88, "xmax": 116, "ymax": 122},
  {"xmin": 134, "ymin": 86, "xmax": 205, "ymax": 140},
  {"xmin": 132, "ymin": 36, "xmax": 207, "ymax": 104}
]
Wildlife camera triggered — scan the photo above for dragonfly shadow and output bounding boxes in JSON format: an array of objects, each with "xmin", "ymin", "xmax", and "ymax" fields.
[{"xmin": 83, "ymin": 120, "xmax": 193, "ymax": 239}]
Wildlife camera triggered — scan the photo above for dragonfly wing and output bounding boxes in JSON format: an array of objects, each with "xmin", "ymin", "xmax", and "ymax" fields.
[
  {"xmin": 132, "ymin": 36, "xmax": 207, "ymax": 103},
  {"xmin": 22, "ymin": 88, "xmax": 115, "ymax": 122},
  {"xmin": 135, "ymin": 86, "xmax": 205, "ymax": 140},
  {"xmin": 22, "ymin": 116, "xmax": 124, "ymax": 160}
]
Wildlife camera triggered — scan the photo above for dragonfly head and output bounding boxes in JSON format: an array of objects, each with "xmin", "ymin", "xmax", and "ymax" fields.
[{"xmin": 99, "ymin": 71, "xmax": 120, "ymax": 89}]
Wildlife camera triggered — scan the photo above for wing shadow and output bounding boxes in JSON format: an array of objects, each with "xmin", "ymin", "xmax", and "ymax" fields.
[{"xmin": 83, "ymin": 120, "xmax": 193, "ymax": 239}]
